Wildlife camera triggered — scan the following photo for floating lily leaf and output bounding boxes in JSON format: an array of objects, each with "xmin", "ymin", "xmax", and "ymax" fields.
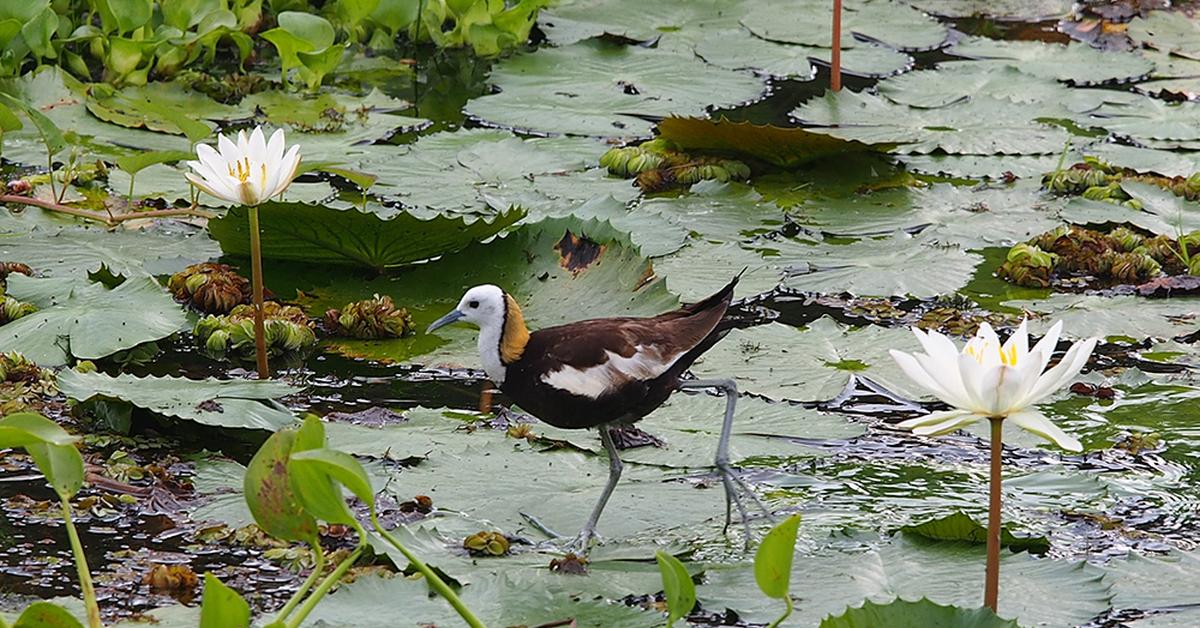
[
  {"xmin": 464, "ymin": 40, "xmax": 766, "ymax": 138},
  {"xmin": 695, "ymin": 28, "xmax": 912, "ymax": 79},
  {"xmin": 699, "ymin": 534, "xmax": 1110, "ymax": 627},
  {"xmin": 1128, "ymin": 11, "xmax": 1200, "ymax": 61},
  {"xmin": 947, "ymin": 37, "xmax": 1154, "ymax": 85},
  {"xmin": 1057, "ymin": 181, "xmax": 1200, "ymax": 236},
  {"xmin": 898, "ymin": 153, "xmax": 1067, "ymax": 180},
  {"xmin": 820, "ymin": 598, "xmax": 1019, "ymax": 628},
  {"xmin": 522, "ymin": 194, "xmax": 688, "ymax": 259},
  {"xmin": 658, "ymin": 116, "xmax": 896, "ymax": 168},
  {"xmin": 776, "ymin": 232, "xmax": 982, "ymax": 298},
  {"xmin": 0, "ymin": 276, "xmax": 186, "ymax": 366},
  {"xmin": 1010, "ymin": 294, "xmax": 1200, "ymax": 341},
  {"xmin": 57, "ymin": 370, "xmax": 299, "ymax": 431},
  {"xmin": 908, "ymin": 0, "xmax": 1071, "ymax": 20},
  {"xmin": 1107, "ymin": 548, "xmax": 1200, "ymax": 610},
  {"xmin": 653, "ymin": 240, "xmax": 784, "ymax": 301},
  {"xmin": 1135, "ymin": 77, "xmax": 1200, "ymax": 101},
  {"xmin": 84, "ymin": 82, "xmax": 238, "ymax": 139},
  {"xmin": 879, "ymin": 64, "xmax": 1138, "ymax": 112},
  {"xmin": 362, "ymin": 129, "xmax": 624, "ymax": 216},
  {"xmin": 740, "ymin": 0, "xmax": 948, "ymax": 51},
  {"xmin": 793, "ymin": 91, "xmax": 1070, "ymax": 155},
  {"xmin": 639, "ymin": 181, "xmax": 784, "ymax": 243},
  {"xmin": 1091, "ymin": 97, "xmax": 1200, "ymax": 142},
  {"xmin": 208, "ymin": 202, "xmax": 524, "ymax": 271},
  {"xmin": 689, "ymin": 317, "xmax": 924, "ymax": 402},
  {"xmin": 537, "ymin": 0, "xmax": 739, "ymax": 47},
  {"xmin": 898, "ymin": 512, "xmax": 1050, "ymax": 554},
  {"xmin": 0, "ymin": 222, "xmax": 219, "ymax": 278},
  {"xmin": 241, "ymin": 89, "xmax": 427, "ymax": 148}
]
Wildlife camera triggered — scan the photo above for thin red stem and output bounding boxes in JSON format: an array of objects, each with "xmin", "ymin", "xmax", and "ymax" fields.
[
  {"xmin": 248, "ymin": 206, "xmax": 269, "ymax": 379},
  {"xmin": 831, "ymin": 0, "xmax": 843, "ymax": 92},
  {"xmin": 985, "ymin": 417, "xmax": 1003, "ymax": 612}
]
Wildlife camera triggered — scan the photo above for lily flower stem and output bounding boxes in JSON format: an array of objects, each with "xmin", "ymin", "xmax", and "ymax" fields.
[
  {"xmin": 985, "ymin": 416, "xmax": 1003, "ymax": 612},
  {"xmin": 61, "ymin": 498, "xmax": 102, "ymax": 628},
  {"xmin": 274, "ymin": 542, "xmax": 326, "ymax": 623},
  {"xmin": 371, "ymin": 515, "xmax": 485, "ymax": 628},
  {"xmin": 247, "ymin": 206, "xmax": 270, "ymax": 379},
  {"xmin": 286, "ymin": 545, "xmax": 364, "ymax": 628},
  {"xmin": 830, "ymin": 0, "xmax": 842, "ymax": 92}
]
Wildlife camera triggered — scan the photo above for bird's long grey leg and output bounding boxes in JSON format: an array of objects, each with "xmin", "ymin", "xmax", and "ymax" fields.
[
  {"xmin": 677, "ymin": 378, "xmax": 775, "ymax": 543},
  {"xmin": 566, "ymin": 426, "xmax": 623, "ymax": 554}
]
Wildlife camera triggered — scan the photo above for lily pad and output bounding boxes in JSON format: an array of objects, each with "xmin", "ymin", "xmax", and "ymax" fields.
[
  {"xmin": 879, "ymin": 64, "xmax": 1139, "ymax": 112},
  {"xmin": 207, "ymin": 202, "xmax": 525, "ymax": 271},
  {"xmin": 1108, "ymin": 549, "xmax": 1200, "ymax": 610},
  {"xmin": 1010, "ymin": 294, "xmax": 1200, "ymax": 340},
  {"xmin": 740, "ymin": 0, "xmax": 949, "ymax": 51},
  {"xmin": 1128, "ymin": 11, "xmax": 1200, "ymax": 61},
  {"xmin": 57, "ymin": 370, "xmax": 299, "ymax": 431},
  {"xmin": 1091, "ymin": 97, "xmax": 1200, "ymax": 142},
  {"xmin": 898, "ymin": 511, "xmax": 1051, "ymax": 554},
  {"xmin": 639, "ymin": 180, "xmax": 784, "ymax": 243},
  {"xmin": 0, "ymin": 276, "xmax": 186, "ymax": 366},
  {"xmin": 821, "ymin": 598, "xmax": 1019, "ymax": 628},
  {"xmin": 689, "ymin": 317, "xmax": 924, "ymax": 402},
  {"xmin": 464, "ymin": 39, "xmax": 766, "ymax": 139},
  {"xmin": 537, "ymin": 0, "xmax": 740, "ymax": 48},
  {"xmin": 908, "ymin": 0, "xmax": 1072, "ymax": 20},
  {"xmin": 0, "ymin": 220, "xmax": 219, "ymax": 279},
  {"xmin": 776, "ymin": 232, "xmax": 983, "ymax": 297},
  {"xmin": 695, "ymin": 28, "xmax": 912, "ymax": 79},
  {"xmin": 947, "ymin": 37, "xmax": 1154, "ymax": 85},
  {"xmin": 658, "ymin": 116, "xmax": 896, "ymax": 168},
  {"xmin": 793, "ymin": 91, "xmax": 1070, "ymax": 155}
]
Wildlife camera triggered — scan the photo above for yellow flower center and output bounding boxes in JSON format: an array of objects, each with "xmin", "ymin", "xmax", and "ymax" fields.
[
  {"xmin": 965, "ymin": 341, "xmax": 1020, "ymax": 366},
  {"xmin": 227, "ymin": 157, "xmax": 253, "ymax": 183}
]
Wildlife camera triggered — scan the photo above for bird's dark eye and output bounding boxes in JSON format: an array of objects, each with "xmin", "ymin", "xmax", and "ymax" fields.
[{"xmin": 468, "ymin": 300, "xmax": 479, "ymax": 309}]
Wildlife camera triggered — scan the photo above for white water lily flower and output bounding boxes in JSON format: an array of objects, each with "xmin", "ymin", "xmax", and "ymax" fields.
[
  {"xmin": 890, "ymin": 320, "xmax": 1097, "ymax": 451},
  {"xmin": 186, "ymin": 127, "xmax": 301, "ymax": 206}
]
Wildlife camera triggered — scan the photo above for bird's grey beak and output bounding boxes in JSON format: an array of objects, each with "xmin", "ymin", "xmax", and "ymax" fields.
[{"xmin": 426, "ymin": 309, "xmax": 464, "ymax": 333}]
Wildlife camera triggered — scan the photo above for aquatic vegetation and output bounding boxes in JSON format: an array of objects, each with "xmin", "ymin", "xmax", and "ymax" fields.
[
  {"xmin": 194, "ymin": 302, "xmax": 317, "ymax": 358},
  {"xmin": 167, "ymin": 262, "xmax": 254, "ymax": 314},
  {"xmin": 998, "ymin": 225, "xmax": 1200, "ymax": 288},
  {"xmin": 600, "ymin": 138, "xmax": 752, "ymax": 192},
  {"xmin": 892, "ymin": 320, "xmax": 1096, "ymax": 611},
  {"xmin": 462, "ymin": 531, "xmax": 510, "ymax": 557},
  {"xmin": 324, "ymin": 294, "xmax": 414, "ymax": 339}
]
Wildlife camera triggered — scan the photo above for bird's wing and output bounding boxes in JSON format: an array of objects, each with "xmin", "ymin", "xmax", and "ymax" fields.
[{"xmin": 532, "ymin": 314, "xmax": 717, "ymax": 399}]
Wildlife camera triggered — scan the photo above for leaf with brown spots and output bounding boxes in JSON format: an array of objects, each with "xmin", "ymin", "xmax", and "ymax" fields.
[
  {"xmin": 242, "ymin": 428, "xmax": 319, "ymax": 543},
  {"xmin": 555, "ymin": 230, "xmax": 605, "ymax": 274}
]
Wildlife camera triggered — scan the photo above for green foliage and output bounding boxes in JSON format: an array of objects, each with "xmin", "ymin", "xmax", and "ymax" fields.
[
  {"xmin": 755, "ymin": 514, "xmax": 801, "ymax": 628},
  {"xmin": 655, "ymin": 551, "xmax": 696, "ymax": 627},
  {"xmin": 10, "ymin": 601, "xmax": 85, "ymax": 628},
  {"xmin": 820, "ymin": 598, "xmax": 1019, "ymax": 628},
  {"xmin": 199, "ymin": 573, "xmax": 251, "ymax": 628}
]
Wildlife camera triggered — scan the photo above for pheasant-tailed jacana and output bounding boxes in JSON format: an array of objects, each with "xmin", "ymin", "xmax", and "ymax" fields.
[{"xmin": 427, "ymin": 274, "xmax": 772, "ymax": 551}]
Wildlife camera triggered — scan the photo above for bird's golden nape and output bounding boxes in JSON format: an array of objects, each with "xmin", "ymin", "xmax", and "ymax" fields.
[{"xmin": 499, "ymin": 293, "xmax": 529, "ymax": 364}]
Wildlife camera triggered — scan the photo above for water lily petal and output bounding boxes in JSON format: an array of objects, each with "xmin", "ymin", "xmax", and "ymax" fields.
[
  {"xmin": 911, "ymin": 411, "xmax": 985, "ymax": 436},
  {"xmin": 185, "ymin": 172, "xmax": 233, "ymax": 203},
  {"xmin": 992, "ymin": 363, "xmax": 1030, "ymax": 416},
  {"xmin": 217, "ymin": 132, "xmax": 240, "ymax": 163},
  {"xmin": 248, "ymin": 126, "xmax": 268, "ymax": 166},
  {"xmin": 1007, "ymin": 409, "xmax": 1082, "ymax": 452},
  {"xmin": 267, "ymin": 128, "xmax": 286, "ymax": 163},
  {"xmin": 956, "ymin": 352, "xmax": 990, "ymax": 414},
  {"xmin": 974, "ymin": 322, "xmax": 1003, "ymax": 368},
  {"xmin": 898, "ymin": 408, "xmax": 975, "ymax": 430},
  {"xmin": 1007, "ymin": 348, "xmax": 1048, "ymax": 411},
  {"xmin": 891, "ymin": 350, "xmax": 959, "ymax": 404},
  {"xmin": 1028, "ymin": 320, "xmax": 1062, "ymax": 373},
  {"xmin": 913, "ymin": 350, "xmax": 973, "ymax": 409},
  {"xmin": 1023, "ymin": 337, "xmax": 1097, "ymax": 405},
  {"xmin": 274, "ymin": 144, "xmax": 302, "ymax": 197},
  {"xmin": 1003, "ymin": 319, "xmax": 1029, "ymax": 361},
  {"xmin": 972, "ymin": 362, "xmax": 1006, "ymax": 415}
]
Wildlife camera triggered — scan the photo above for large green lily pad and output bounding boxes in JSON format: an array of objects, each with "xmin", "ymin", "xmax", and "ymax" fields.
[
  {"xmin": 207, "ymin": 202, "xmax": 524, "ymax": 271},
  {"xmin": 57, "ymin": 370, "xmax": 300, "ymax": 431},
  {"xmin": 793, "ymin": 91, "xmax": 1071, "ymax": 155},
  {"xmin": 0, "ymin": 220, "xmax": 219, "ymax": 278},
  {"xmin": 537, "ymin": 0, "xmax": 740, "ymax": 48},
  {"xmin": 464, "ymin": 40, "xmax": 766, "ymax": 138},
  {"xmin": 740, "ymin": 0, "xmax": 949, "ymax": 51},
  {"xmin": 947, "ymin": 37, "xmax": 1154, "ymax": 85},
  {"xmin": 0, "ymin": 276, "xmax": 187, "ymax": 366},
  {"xmin": 1128, "ymin": 11, "xmax": 1200, "ymax": 61},
  {"xmin": 695, "ymin": 28, "xmax": 912, "ymax": 79}
]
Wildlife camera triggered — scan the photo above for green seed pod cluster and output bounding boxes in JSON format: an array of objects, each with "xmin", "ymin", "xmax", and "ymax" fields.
[
  {"xmin": 195, "ymin": 302, "xmax": 317, "ymax": 357},
  {"xmin": 168, "ymin": 263, "xmax": 254, "ymax": 314},
  {"xmin": 324, "ymin": 294, "xmax": 414, "ymax": 339},
  {"xmin": 0, "ymin": 296, "xmax": 36, "ymax": 324},
  {"xmin": 463, "ymin": 531, "xmax": 510, "ymax": 557},
  {"xmin": 1106, "ymin": 227, "xmax": 1145, "ymax": 252},
  {"xmin": 996, "ymin": 243, "xmax": 1057, "ymax": 288}
]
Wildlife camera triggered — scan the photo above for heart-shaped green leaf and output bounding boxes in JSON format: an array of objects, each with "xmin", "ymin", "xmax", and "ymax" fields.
[
  {"xmin": 656, "ymin": 550, "xmax": 696, "ymax": 627},
  {"xmin": 755, "ymin": 513, "xmax": 801, "ymax": 600},
  {"xmin": 199, "ymin": 572, "xmax": 251, "ymax": 628},
  {"xmin": 243, "ymin": 427, "xmax": 320, "ymax": 543}
]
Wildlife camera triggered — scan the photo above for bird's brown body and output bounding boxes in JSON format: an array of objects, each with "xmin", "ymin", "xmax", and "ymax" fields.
[{"xmin": 499, "ymin": 277, "xmax": 737, "ymax": 429}]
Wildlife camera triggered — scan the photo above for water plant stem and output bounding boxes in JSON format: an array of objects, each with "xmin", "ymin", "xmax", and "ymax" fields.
[
  {"xmin": 372, "ymin": 516, "xmax": 485, "ymax": 628},
  {"xmin": 985, "ymin": 416, "xmax": 1003, "ymax": 612},
  {"xmin": 286, "ymin": 545, "xmax": 364, "ymax": 628},
  {"xmin": 767, "ymin": 594, "xmax": 794, "ymax": 628},
  {"xmin": 0, "ymin": 194, "xmax": 214, "ymax": 225},
  {"xmin": 831, "ymin": 0, "xmax": 842, "ymax": 92},
  {"xmin": 274, "ymin": 542, "xmax": 326, "ymax": 623},
  {"xmin": 61, "ymin": 498, "xmax": 102, "ymax": 628},
  {"xmin": 247, "ymin": 205, "xmax": 270, "ymax": 379}
]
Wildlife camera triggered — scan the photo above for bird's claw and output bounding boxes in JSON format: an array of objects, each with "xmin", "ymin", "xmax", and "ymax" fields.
[
  {"xmin": 716, "ymin": 460, "xmax": 775, "ymax": 548},
  {"xmin": 520, "ymin": 512, "xmax": 603, "ymax": 555}
]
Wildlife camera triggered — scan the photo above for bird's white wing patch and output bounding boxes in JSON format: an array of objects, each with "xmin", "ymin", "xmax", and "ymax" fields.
[{"xmin": 541, "ymin": 345, "xmax": 683, "ymax": 399}]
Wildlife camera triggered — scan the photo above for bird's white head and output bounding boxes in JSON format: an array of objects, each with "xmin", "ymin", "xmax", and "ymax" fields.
[{"xmin": 427, "ymin": 285, "xmax": 529, "ymax": 384}]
